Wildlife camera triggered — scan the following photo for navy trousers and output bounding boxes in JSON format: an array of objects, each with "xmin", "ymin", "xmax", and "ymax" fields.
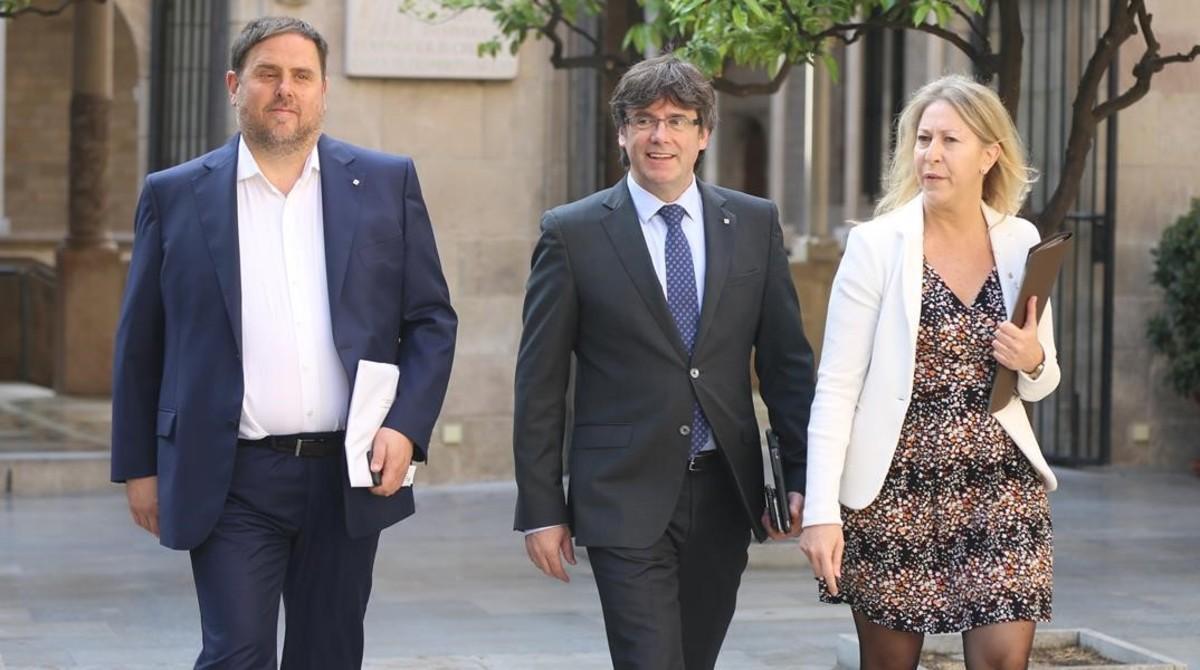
[{"xmin": 189, "ymin": 446, "xmax": 380, "ymax": 670}]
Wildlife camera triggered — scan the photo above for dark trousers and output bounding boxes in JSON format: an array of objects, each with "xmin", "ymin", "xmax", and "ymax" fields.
[
  {"xmin": 586, "ymin": 456, "xmax": 753, "ymax": 670},
  {"xmin": 190, "ymin": 446, "xmax": 380, "ymax": 670}
]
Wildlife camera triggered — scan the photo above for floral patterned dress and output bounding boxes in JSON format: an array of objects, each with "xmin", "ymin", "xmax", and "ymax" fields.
[{"xmin": 818, "ymin": 261, "xmax": 1053, "ymax": 634}]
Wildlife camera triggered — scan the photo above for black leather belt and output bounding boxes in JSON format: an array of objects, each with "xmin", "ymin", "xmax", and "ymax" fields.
[
  {"xmin": 238, "ymin": 431, "xmax": 345, "ymax": 458},
  {"xmin": 687, "ymin": 450, "xmax": 720, "ymax": 472}
]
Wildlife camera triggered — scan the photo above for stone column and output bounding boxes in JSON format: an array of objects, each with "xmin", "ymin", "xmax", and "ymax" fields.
[
  {"xmin": 767, "ymin": 72, "xmax": 807, "ymax": 239},
  {"xmin": 0, "ymin": 19, "xmax": 7, "ymax": 234},
  {"xmin": 54, "ymin": 0, "xmax": 120, "ymax": 394},
  {"xmin": 807, "ymin": 61, "xmax": 832, "ymax": 238},
  {"xmin": 703, "ymin": 113, "xmax": 720, "ymax": 185},
  {"xmin": 925, "ymin": 31, "xmax": 945, "ymax": 80},
  {"xmin": 842, "ymin": 36, "xmax": 866, "ymax": 224}
]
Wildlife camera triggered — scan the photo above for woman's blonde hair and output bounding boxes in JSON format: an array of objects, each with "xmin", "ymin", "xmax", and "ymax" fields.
[{"xmin": 874, "ymin": 74, "xmax": 1036, "ymax": 218}]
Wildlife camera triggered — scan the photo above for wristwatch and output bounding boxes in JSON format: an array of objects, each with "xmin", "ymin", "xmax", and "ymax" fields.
[{"xmin": 1025, "ymin": 360, "xmax": 1045, "ymax": 380}]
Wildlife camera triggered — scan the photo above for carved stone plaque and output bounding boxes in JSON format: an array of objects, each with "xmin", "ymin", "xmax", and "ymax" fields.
[{"xmin": 345, "ymin": 0, "xmax": 519, "ymax": 80}]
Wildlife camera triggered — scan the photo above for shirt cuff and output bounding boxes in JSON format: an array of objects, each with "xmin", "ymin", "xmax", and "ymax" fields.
[{"xmin": 523, "ymin": 524, "xmax": 567, "ymax": 536}]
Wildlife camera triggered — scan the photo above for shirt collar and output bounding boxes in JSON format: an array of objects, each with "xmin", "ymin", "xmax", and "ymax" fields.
[
  {"xmin": 626, "ymin": 173, "xmax": 703, "ymax": 227},
  {"xmin": 236, "ymin": 136, "xmax": 321, "ymax": 183}
]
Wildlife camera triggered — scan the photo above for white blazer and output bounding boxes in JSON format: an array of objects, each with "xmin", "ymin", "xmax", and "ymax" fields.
[{"xmin": 802, "ymin": 195, "xmax": 1061, "ymax": 528}]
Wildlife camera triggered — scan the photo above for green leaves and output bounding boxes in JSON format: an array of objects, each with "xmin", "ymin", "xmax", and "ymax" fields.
[
  {"xmin": 909, "ymin": 0, "xmax": 953, "ymax": 27},
  {"xmin": 661, "ymin": 0, "xmax": 980, "ymax": 78},
  {"xmin": 623, "ymin": 22, "xmax": 661, "ymax": 52},
  {"xmin": 731, "ymin": 5, "xmax": 749, "ymax": 31},
  {"xmin": 743, "ymin": 0, "xmax": 769, "ymax": 22},
  {"xmin": 0, "ymin": 0, "xmax": 68, "ymax": 18},
  {"xmin": 1148, "ymin": 198, "xmax": 1200, "ymax": 399},
  {"xmin": 405, "ymin": 0, "xmax": 984, "ymax": 77}
]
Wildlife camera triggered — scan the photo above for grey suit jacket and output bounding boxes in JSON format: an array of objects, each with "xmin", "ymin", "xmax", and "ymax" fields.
[{"xmin": 513, "ymin": 178, "xmax": 815, "ymax": 547}]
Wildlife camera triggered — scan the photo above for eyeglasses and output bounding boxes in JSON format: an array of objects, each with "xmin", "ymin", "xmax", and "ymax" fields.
[{"xmin": 626, "ymin": 114, "xmax": 703, "ymax": 133}]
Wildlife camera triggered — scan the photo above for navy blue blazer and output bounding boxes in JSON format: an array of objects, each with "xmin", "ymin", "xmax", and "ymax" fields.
[{"xmin": 111, "ymin": 134, "xmax": 458, "ymax": 550}]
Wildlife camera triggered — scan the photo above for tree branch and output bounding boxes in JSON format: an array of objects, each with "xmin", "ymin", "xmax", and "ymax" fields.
[
  {"xmin": 533, "ymin": 0, "xmax": 630, "ymax": 71},
  {"xmin": 813, "ymin": 21, "xmax": 877, "ymax": 46},
  {"xmin": 712, "ymin": 62, "xmax": 791, "ymax": 96},
  {"xmin": 1151, "ymin": 44, "xmax": 1200, "ymax": 68},
  {"xmin": 951, "ymin": 3, "xmax": 989, "ymax": 46},
  {"xmin": 911, "ymin": 20, "xmax": 982, "ymax": 63},
  {"xmin": 811, "ymin": 5, "xmax": 986, "ymax": 69},
  {"xmin": 1094, "ymin": 0, "xmax": 1199, "ymax": 120},
  {"xmin": 780, "ymin": 2, "xmax": 893, "ymax": 47},
  {"xmin": 994, "ymin": 0, "xmax": 1022, "ymax": 112},
  {"xmin": 0, "ymin": 0, "xmax": 75, "ymax": 18},
  {"xmin": 887, "ymin": 0, "xmax": 984, "ymax": 64},
  {"xmin": 779, "ymin": 0, "xmax": 805, "ymax": 36},
  {"xmin": 1035, "ymin": 1, "xmax": 1138, "ymax": 231},
  {"xmin": 532, "ymin": 0, "xmax": 598, "ymax": 49}
]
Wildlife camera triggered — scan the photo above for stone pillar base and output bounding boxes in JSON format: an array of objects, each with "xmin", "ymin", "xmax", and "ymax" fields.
[
  {"xmin": 54, "ymin": 243, "xmax": 122, "ymax": 395},
  {"xmin": 789, "ymin": 236, "xmax": 843, "ymax": 364}
]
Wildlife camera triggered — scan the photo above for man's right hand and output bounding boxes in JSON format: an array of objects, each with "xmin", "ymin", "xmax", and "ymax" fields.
[
  {"xmin": 524, "ymin": 525, "xmax": 576, "ymax": 583},
  {"xmin": 798, "ymin": 523, "xmax": 844, "ymax": 596},
  {"xmin": 126, "ymin": 475, "xmax": 159, "ymax": 537}
]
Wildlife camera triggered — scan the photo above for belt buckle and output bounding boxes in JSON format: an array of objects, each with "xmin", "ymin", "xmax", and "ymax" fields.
[
  {"xmin": 295, "ymin": 438, "xmax": 304, "ymax": 457},
  {"xmin": 688, "ymin": 455, "xmax": 701, "ymax": 472}
]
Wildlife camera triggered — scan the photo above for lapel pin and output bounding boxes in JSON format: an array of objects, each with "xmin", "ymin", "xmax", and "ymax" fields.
[
  {"xmin": 352, "ymin": 178, "xmax": 360, "ymax": 186},
  {"xmin": 722, "ymin": 217, "xmax": 730, "ymax": 225}
]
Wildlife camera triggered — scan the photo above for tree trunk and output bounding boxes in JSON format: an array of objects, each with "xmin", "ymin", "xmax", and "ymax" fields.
[
  {"xmin": 601, "ymin": 0, "xmax": 640, "ymax": 186},
  {"xmin": 995, "ymin": 0, "xmax": 1022, "ymax": 118},
  {"xmin": 1034, "ymin": 3, "xmax": 1138, "ymax": 234},
  {"xmin": 1034, "ymin": 99, "xmax": 1098, "ymax": 234}
]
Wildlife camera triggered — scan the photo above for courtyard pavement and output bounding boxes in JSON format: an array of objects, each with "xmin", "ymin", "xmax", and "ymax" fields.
[
  {"xmin": 0, "ymin": 383, "xmax": 1197, "ymax": 668},
  {"xmin": 1, "ymin": 470, "xmax": 1197, "ymax": 669}
]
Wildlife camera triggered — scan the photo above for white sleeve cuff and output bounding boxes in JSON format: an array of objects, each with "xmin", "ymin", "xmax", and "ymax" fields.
[{"xmin": 523, "ymin": 524, "xmax": 567, "ymax": 536}]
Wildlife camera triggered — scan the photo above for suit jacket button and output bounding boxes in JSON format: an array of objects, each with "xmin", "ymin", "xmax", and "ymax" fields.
[
  {"xmin": 679, "ymin": 425, "xmax": 691, "ymax": 436},
  {"xmin": 689, "ymin": 368, "xmax": 700, "ymax": 379}
]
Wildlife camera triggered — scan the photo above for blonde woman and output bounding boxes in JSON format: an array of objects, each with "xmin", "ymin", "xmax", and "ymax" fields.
[{"xmin": 798, "ymin": 75, "xmax": 1060, "ymax": 669}]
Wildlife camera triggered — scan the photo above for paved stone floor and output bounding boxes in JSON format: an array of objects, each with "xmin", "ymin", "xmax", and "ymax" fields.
[{"xmin": 0, "ymin": 467, "xmax": 1197, "ymax": 669}]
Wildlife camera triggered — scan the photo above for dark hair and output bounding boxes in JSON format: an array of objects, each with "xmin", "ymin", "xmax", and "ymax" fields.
[
  {"xmin": 609, "ymin": 55, "xmax": 716, "ymax": 168},
  {"xmin": 230, "ymin": 16, "xmax": 328, "ymax": 77}
]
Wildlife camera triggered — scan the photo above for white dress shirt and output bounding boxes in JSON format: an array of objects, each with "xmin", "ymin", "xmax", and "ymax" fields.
[
  {"xmin": 626, "ymin": 174, "xmax": 707, "ymax": 309},
  {"xmin": 235, "ymin": 137, "xmax": 349, "ymax": 439}
]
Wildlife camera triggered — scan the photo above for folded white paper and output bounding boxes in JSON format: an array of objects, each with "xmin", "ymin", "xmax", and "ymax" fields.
[{"xmin": 345, "ymin": 359, "xmax": 415, "ymax": 488}]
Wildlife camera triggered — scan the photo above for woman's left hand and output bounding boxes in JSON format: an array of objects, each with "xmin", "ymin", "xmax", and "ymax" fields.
[{"xmin": 993, "ymin": 295, "xmax": 1045, "ymax": 374}]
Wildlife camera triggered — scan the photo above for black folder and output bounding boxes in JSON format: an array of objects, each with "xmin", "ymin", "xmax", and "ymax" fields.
[
  {"xmin": 987, "ymin": 231, "xmax": 1074, "ymax": 413},
  {"xmin": 763, "ymin": 429, "xmax": 791, "ymax": 534}
]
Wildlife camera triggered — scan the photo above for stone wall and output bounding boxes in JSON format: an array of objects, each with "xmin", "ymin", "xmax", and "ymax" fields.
[
  {"xmin": 0, "ymin": 259, "xmax": 54, "ymax": 386},
  {"xmin": 790, "ymin": 243, "xmax": 840, "ymax": 366},
  {"xmin": 4, "ymin": 4, "xmax": 141, "ymax": 237},
  {"xmin": 1110, "ymin": 0, "xmax": 1200, "ymax": 467}
]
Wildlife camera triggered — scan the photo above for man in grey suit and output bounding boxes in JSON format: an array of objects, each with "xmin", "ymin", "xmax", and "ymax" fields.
[{"xmin": 513, "ymin": 55, "xmax": 816, "ymax": 669}]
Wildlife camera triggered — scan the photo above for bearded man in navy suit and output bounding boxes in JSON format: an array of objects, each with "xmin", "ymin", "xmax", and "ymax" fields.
[{"xmin": 110, "ymin": 17, "xmax": 456, "ymax": 669}]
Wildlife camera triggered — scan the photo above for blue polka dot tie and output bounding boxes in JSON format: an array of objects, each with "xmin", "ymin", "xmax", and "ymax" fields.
[{"xmin": 660, "ymin": 204, "xmax": 711, "ymax": 458}]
